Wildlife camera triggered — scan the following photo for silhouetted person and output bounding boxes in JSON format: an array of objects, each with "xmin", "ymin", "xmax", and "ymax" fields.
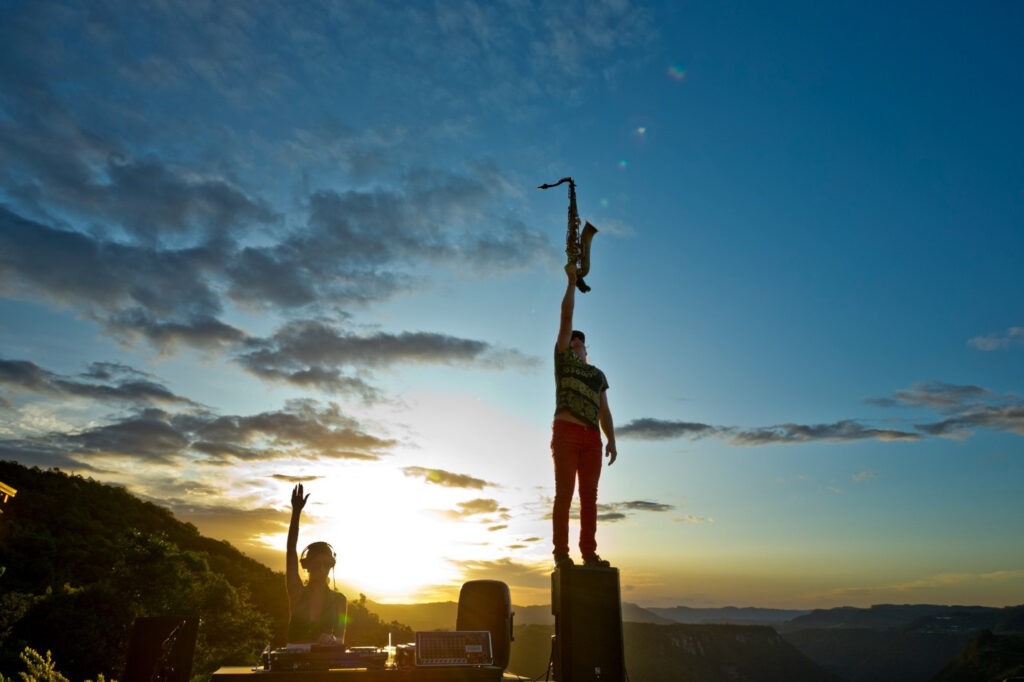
[
  {"xmin": 552, "ymin": 264, "xmax": 617, "ymax": 568},
  {"xmin": 286, "ymin": 484, "xmax": 347, "ymax": 644}
]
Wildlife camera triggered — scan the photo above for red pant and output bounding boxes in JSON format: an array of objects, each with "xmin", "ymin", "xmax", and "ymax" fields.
[{"xmin": 551, "ymin": 419, "xmax": 603, "ymax": 557}]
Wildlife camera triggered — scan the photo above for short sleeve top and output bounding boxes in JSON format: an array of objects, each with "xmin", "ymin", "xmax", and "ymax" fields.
[{"xmin": 554, "ymin": 346, "xmax": 608, "ymax": 429}]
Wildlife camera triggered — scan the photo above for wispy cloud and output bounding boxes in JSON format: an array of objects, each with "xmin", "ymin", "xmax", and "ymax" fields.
[
  {"xmin": 402, "ymin": 466, "xmax": 496, "ymax": 490},
  {"xmin": 728, "ymin": 421, "xmax": 920, "ymax": 445},
  {"xmin": 269, "ymin": 474, "xmax": 323, "ymax": 484},
  {"xmin": 0, "ymin": 399, "xmax": 395, "ymax": 468},
  {"xmin": 618, "ymin": 417, "xmax": 920, "ymax": 445},
  {"xmin": 810, "ymin": 569, "xmax": 1024, "ymax": 602},
  {"xmin": 443, "ymin": 498, "xmax": 508, "ymax": 519},
  {"xmin": 852, "ymin": 471, "xmax": 877, "ymax": 483},
  {"xmin": 866, "ymin": 381, "xmax": 994, "ymax": 412},
  {"xmin": 238, "ymin": 319, "xmax": 537, "ymax": 398},
  {"xmin": 542, "ymin": 498, "xmax": 675, "ymax": 523},
  {"xmin": 617, "ymin": 418, "xmax": 716, "ymax": 440},
  {"xmin": 916, "ymin": 405, "xmax": 1024, "ymax": 438},
  {"xmin": 968, "ymin": 326, "xmax": 1024, "ymax": 351},
  {"xmin": 0, "ymin": 357, "xmax": 197, "ymax": 406},
  {"xmin": 452, "ymin": 557, "xmax": 550, "ymax": 590}
]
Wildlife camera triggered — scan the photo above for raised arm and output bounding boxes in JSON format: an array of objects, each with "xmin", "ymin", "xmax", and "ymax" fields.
[
  {"xmin": 556, "ymin": 265, "xmax": 577, "ymax": 353},
  {"xmin": 599, "ymin": 390, "xmax": 617, "ymax": 465},
  {"xmin": 286, "ymin": 484, "xmax": 308, "ymax": 603}
]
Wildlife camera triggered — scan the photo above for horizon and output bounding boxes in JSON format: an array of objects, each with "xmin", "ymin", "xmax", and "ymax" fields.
[{"xmin": 2, "ymin": 1, "xmax": 1023, "ymax": 611}]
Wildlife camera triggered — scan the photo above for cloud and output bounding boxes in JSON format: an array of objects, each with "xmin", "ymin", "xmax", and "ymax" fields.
[
  {"xmin": 727, "ymin": 420, "xmax": 921, "ymax": 445},
  {"xmin": 866, "ymin": 381, "xmax": 994, "ymax": 412},
  {"xmin": 0, "ymin": 357, "xmax": 197, "ymax": 406},
  {"xmin": 401, "ymin": 466, "xmax": 496, "ymax": 490},
  {"xmin": 99, "ymin": 309, "xmax": 248, "ymax": 352},
  {"xmin": 236, "ymin": 319, "xmax": 537, "ymax": 397},
  {"xmin": 852, "ymin": 471, "xmax": 878, "ymax": 483},
  {"xmin": 444, "ymin": 498, "xmax": 507, "ymax": 519},
  {"xmin": 0, "ymin": 399, "xmax": 395, "ymax": 467},
  {"xmin": 619, "ymin": 416, "xmax": 920, "ymax": 445},
  {"xmin": 0, "ymin": 438, "xmax": 99, "ymax": 471},
  {"xmin": 809, "ymin": 569, "xmax": 1024, "ymax": 602},
  {"xmin": 968, "ymin": 326, "xmax": 1024, "ymax": 351},
  {"xmin": 452, "ymin": 557, "xmax": 550, "ymax": 590},
  {"xmin": 617, "ymin": 418, "xmax": 716, "ymax": 441},
  {"xmin": 0, "ymin": 206, "xmax": 224, "ymax": 320},
  {"xmin": 599, "ymin": 500, "xmax": 675, "ymax": 514},
  {"xmin": 916, "ymin": 404, "xmax": 1024, "ymax": 438},
  {"xmin": 543, "ymin": 498, "xmax": 676, "ymax": 523},
  {"xmin": 269, "ymin": 474, "xmax": 323, "ymax": 484},
  {"xmin": 168, "ymin": 502, "xmax": 291, "ymax": 553}
]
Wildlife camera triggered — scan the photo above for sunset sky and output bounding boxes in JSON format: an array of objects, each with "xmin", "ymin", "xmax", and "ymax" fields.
[{"xmin": 2, "ymin": 0, "xmax": 1023, "ymax": 609}]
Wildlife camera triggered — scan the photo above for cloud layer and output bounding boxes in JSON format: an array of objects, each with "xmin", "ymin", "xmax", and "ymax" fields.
[{"xmin": 0, "ymin": 398, "xmax": 395, "ymax": 470}]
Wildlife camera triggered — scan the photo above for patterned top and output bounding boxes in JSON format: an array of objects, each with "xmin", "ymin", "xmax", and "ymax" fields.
[{"xmin": 554, "ymin": 346, "xmax": 609, "ymax": 429}]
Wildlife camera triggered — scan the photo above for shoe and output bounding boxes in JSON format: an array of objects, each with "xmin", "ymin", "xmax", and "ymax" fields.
[
  {"xmin": 582, "ymin": 554, "xmax": 610, "ymax": 567},
  {"xmin": 554, "ymin": 553, "xmax": 574, "ymax": 567}
]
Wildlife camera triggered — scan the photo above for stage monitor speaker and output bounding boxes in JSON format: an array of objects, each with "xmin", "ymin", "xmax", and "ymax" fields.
[
  {"xmin": 123, "ymin": 616, "xmax": 199, "ymax": 682},
  {"xmin": 456, "ymin": 579, "xmax": 513, "ymax": 669},
  {"xmin": 551, "ymin": 565, "xmax": 624, "ymax": 682}
]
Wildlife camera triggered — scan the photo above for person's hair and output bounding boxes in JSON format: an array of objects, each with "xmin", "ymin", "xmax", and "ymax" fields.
[
  {"xmin": 570, "ymin": 330, "xmax": 585, "ymax": 344},
  {"xmin": 300, "ymin": 541, "xmax": 336, "ymax": 569}
]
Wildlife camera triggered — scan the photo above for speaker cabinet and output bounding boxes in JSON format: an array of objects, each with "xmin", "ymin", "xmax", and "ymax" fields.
[
  {"xmin": 551, "ymin": 565, "xmax": 624, "ymax": 682},
  {"xmin": 456, "ymin": 580, "xmax": 514, "ymax": 669}
]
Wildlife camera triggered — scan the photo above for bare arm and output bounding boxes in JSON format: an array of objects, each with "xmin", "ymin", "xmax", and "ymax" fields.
[
  {"xmin": 599, "ymin": 391, "xmax": 617, "ymax": 465},
  {"xmin": 286, "ymin": 484, "xmax": 308, "ymax": 604},
  {"xmin": 556, "ymin": 265, "xmax": 577, "ymax": 353}
]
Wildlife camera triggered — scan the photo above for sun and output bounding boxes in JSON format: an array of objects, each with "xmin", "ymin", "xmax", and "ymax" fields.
[{"xmin": 293, "ymin": 463, "xmax": 491, "ymax": 602}]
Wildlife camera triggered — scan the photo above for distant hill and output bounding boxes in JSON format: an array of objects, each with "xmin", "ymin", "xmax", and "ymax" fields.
[
  {"xmin": 930, "ymin": 629, "xmax": 1024, "ymax": 682},
  {"xmin": 508, "ymin": 622, "xmax": 843, "ymax": 682},
  {"xmin": 0, "ymin": 461, "xmax": 413, "ymax": 681},
  {"xmin": 649, "ymin": 605, "xmax": 810, "ymax": 626},
  {"xmin": 778, "ymin": 603, "xmax": 1023, "ymax": 634},
  {"xmin": 779, "ymin": 604, "xmax": 1024, "ymax": 682}
]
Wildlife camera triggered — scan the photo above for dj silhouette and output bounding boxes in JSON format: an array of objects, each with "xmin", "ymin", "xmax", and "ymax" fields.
[{"xmin": 286, "ymin": 484, "xmax": 347, "ymax": 644}]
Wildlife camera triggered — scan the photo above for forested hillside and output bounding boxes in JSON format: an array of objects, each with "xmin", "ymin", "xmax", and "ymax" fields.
[{"xmin": 0, "ymin": 461, "xmax": 413, "ymax": 682}]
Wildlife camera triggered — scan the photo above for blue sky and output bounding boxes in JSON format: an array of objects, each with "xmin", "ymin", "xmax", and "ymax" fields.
[{"xmin": 1, "ymin": 0, "xmax": 1023, "ymax": 608}]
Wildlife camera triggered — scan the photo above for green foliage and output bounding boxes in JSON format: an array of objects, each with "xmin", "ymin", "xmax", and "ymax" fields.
[
  {"xmin": 0, "ymin": 463, "xmax": 280, "ymax": 680},
  {"xmin": 18, "ymin": 648, "xmax": 69, "ymax": 682}
]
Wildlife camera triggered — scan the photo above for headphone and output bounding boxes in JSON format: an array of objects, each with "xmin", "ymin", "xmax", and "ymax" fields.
[{"xmin": 300, "ymin": 541, "xmax": 337, "ymax": 570}]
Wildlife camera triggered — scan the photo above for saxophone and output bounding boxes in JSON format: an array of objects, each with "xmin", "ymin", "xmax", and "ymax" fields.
[{"xmin": 538, "ymin": 177, "xmax": 599, "ymax": 293}]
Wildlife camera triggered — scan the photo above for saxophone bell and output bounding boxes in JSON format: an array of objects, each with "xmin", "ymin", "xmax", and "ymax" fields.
[{"xmin": 576, "ymin": 221, "xmax": 599, "ymax": 292}]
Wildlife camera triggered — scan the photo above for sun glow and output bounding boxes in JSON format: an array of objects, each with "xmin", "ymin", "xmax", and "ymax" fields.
[{"xmin": 264, "ymin": 462, "xmax": 520, "ymax": 602}]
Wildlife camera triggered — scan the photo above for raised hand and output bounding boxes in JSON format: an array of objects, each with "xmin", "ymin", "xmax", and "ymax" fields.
[{"xmin": 291, "ymin": 484, "xmax": 309, "ymax": 513}]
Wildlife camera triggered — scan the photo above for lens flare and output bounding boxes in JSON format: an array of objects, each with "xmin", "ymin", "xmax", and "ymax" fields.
[
  {"xmin": 618, "ymin": 159, "xmax": 628, "ymax": 169},
  {"xmin": 667, "ymin": 65, "xmax": 686, "ymax": 81},
  {"xmin": 636, "ymin": 126, "xmax": 647, "ymax": 136}
]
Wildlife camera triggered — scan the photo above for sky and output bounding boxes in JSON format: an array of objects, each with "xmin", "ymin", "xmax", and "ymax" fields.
[{"xmin": 1, "ymin": 0, "xmax": 1023, "ymax": 609}]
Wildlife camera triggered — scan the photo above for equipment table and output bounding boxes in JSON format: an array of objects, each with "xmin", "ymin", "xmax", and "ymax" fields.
[{"xmin": 211, "ymin": 667, "xmax": 518, "ymax": 682}]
